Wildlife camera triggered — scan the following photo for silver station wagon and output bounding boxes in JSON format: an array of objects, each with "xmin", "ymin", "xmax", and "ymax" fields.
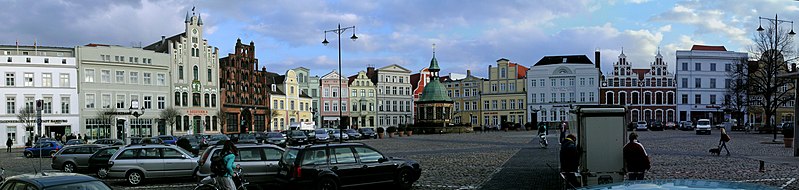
[
  {"xmin": 195, "ymin": 143, "xmax": 285, "ymax": 184},
  {"xmin": 106, "ymin": 144, "xmax": 198, "ymax": 185},
  {"xmin": 51, "ymin": 144, "xmax": 107, "ymax": 173}
]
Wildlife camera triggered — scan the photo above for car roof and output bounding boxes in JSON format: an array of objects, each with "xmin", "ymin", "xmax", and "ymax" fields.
[
  {"xmin": 65, "ymin": 144, "xmax": 106, "ymax": 148},
  {"xmin": 6, "ymin": 173, "xmax": 100, "ymax": 188},
  {"xmin": 123, "ymin": 144, "xmax": 175, "ymax": 148},
  {"xmin": 289, "ymin": 142, "xmax": 367, "ymax": 150}
]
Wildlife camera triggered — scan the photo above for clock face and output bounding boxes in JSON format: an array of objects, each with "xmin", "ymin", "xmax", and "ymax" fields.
[{"xmin": 192, "ymin": 29, "xmax": 198, "ymax": 34}]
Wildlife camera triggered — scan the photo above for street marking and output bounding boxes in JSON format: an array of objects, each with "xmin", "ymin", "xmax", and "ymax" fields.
[
  {"xmin": 735, "ymin": 177, "xmax": 795, "ymax": 183},
  {"xmin": 414, "ymin": 184, "xmax": 478, "ymax": 190},
  {"xmin": 781, "ymin": 178, "xmax": 796, "ymax": 189},
  {"xmin": 127, "ymin": 184, "xmax": 196, "ymax": 189}
]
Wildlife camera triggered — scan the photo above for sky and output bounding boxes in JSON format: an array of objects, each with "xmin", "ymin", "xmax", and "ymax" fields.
[{"xmin": 2, "ymin": 0, "xmax": 799, "ymax": 78}]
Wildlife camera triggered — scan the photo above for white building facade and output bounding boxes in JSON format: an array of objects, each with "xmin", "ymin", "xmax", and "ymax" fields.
[
  {"xmin": 372, "ymin": 65, "xmax": 413, "ymax": 129},
  {"xmin": 1, "ymin": 46, "xmax": 79, "ymax": 147},
  {"xmin": 675, "ymin": 45, "xmax": 747, "ymax": 124},
  {"xmin": 76, "ymin": 44, "xmax": 171, "ymax": 141},
  {"xmin": 527, "ymin": 55, "xmax": 601, "ymax": 126}
]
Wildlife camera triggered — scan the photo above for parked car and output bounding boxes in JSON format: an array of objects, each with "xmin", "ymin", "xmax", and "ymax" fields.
[
  {"xmin": 106, "ymin": 144, "xmax": 198, "ymax": 185},
  {"xmin": 636, "ymin": 121, "xmax": 648, "ymax": 131},
  {"xmin": 665, "ymin": 122, "xmax": 677, "ymax": 130},
  {"xmin": 329, "ymin": 129, "xmax": 350, "ymax": 141},
  {"xmin": 264, "ymin": 132, "xmax": 287, "ymax": 146},
  {"xmin": 358, "ymin": 128, "xmax": 378, "ymax": 139},
  {"xmin": 302, "ymin": 130, "xmax": 316, "ymax": 142},
  {"xmin": 311, "ymin": 129, "xmax": 331, "ymax": 144},
  {"xmin": 252, "ymin": 132, "xmax": 268, "ymax": 144},
  {"xmin": 33, "ymin": 138, "xmax": 58, "ymax": 145},
  {"xmin": 51, "ymin": 144, "xmax": 106, "ymax": 173},
  {"xmin": 679, "ymin": 121, "xmax": 694, "ymax": 131},
  {"xmin": 696, "ymin": 119, "xmax": 712, "ymax": 135},
  {"xmin": 65, "ymin": 139, "xmax": 86, "ymax": 146},
  {"xmin": 195, "ymin": 144, "xmax": 285, "ymax": 184},
  {"xmin": 179, "ymin": 135, "xmax": 203, "ymax": 154},
  {"xmin": 88, "ymin": 146, "xmax": 122, "ymax": 179},
  {"xmin": 237, "ymin": 133, "xmax": 258, "ymax": 144},
  {"xmin": 0, "ymin": 173, "xmax": 112, "ymax": 190},
  {"xmin": 24, "ymin": 141, "xmax": 64, "ymax": 158},
  {"xmin": 156, "ymin": 135, "xmax": 178, "ymax": 144},
  {"xmin": 93, "ymin": 139, "xmax": 124, "ymax": 146},
  {"xmin": 227, "ymin": 133, "xmax": 240, "ymax": 143},
  {"xmin": 286, "ymin": 130, "xmax": 309, "ymax": 146},
  {"xmin": 648, "ymin": 121, "xmax": 664, "ymax": 131},
  {"xmin": 760, "ymin": 122, "xmax": 791, "ymax": 134},
  {"xmin": 206, "ymin": 134, "xmax": 229, "ymax": 147},
  {"xmin": 346, "ymin": 129, "xmax": 364, "ymax": 139},
  {"xmin": 277, "ymin": 143, "xmax": 422, "ymax": 190}
]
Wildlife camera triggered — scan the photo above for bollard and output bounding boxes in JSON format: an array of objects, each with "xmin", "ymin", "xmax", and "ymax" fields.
[{"xmin": 759, "ymin": 160, "xmax": 765, "ymax": 172}]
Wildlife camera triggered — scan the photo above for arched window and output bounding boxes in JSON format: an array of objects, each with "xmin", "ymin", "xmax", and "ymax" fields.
[
  {"xmin": 211, "ymin": 94, "xmax": 217, "ymax": 107},
  {"xmin": 178, "ymin": 66, "xmax": 184, "ymax": 80},
  {"xmin": 193, "ymin": 65, "xmax": 199, "ymax": 81},
  {"xmin": 631, "ymin": 92, "xmax": 639, "ymax": 105},
  {"xmin": 204, "ymin": 93, "xmax": 210, "ymax": 107},
  {"xmin": 605, "ymin": 92, "xmax": 615, "ymax": 105},
  {"xmin": 182, "ymin": 92, "xmax": 188, "ymax": 106},
  {"xmin": 619, "ymin": 92, "xmax": 627, "ymax": 106},
  {"xmin": 175, "ymin": 92, "xmax": 181, "ymax": 106}
]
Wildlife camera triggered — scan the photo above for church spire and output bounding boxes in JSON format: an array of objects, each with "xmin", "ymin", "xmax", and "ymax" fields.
[
  {"xmin": 428, "ymin": 43, "xmax": 440, "ymax": 76},
  {"xmin": 185, "ymin": 11, "xmax": 190, "ymax": 23},
  {"xmin": 198, "ymin": 13, "xmax": 203, "ymax": 25}
]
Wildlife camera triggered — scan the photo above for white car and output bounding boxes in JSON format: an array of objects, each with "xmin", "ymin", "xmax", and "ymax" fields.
[
  {"xmin": 696, "ymin": 119, "xmax": 712, "ymax": 135},
  {"xmin": 636, "ymin": 121, "xmax": 648, "ymax": 131}
]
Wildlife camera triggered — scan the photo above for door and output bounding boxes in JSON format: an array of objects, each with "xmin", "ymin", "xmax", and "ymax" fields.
[
  {"xmin": 74, "ymin": 147, "xmax": 96, "ymax": 168},
  {"xmin": 161, "ymin": 147, "xmax": 195, "ymax": 177},
  {"xmin": 354, "ymin": 146, "xmax": 395, "ymax": 183},
  {"xmin": 329, "ymin": 147, "xmax": 363, "ymax": 186},
  {"xmin": 236, "ymin": 147, "xmax": 268, "ymax": 183},
  {"xmin": 263, "ymin": 147, "xmax": 285, "ymax": 182},
  {"xmin": 136, "ymin": 148, "xmax": 163, "ymax": 178}
]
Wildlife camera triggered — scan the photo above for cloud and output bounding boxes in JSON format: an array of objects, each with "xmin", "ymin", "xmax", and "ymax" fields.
[{"xmin": 651, "ymin": 3, "xmax": 749, "ymax": 46}]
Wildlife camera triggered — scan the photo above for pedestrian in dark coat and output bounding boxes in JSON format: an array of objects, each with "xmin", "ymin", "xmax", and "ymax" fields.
[
  {"xmin": 719, "ymin": 128, "xmax": 731, "ymax": 156},
  {"xmin": 560, "ymin": 134, "xmax": 581, "ymax": 188},
  {"xmin": 623, "ymin": 133, "xmax": 650, "ymax": 180},
  {"xmin": 6, "ymin": 138, "xmax": 12, "ymax": 152}
]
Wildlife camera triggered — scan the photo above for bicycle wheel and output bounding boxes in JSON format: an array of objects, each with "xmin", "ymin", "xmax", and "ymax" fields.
[{"xmin": 193, "ymin": 184, "xmax": 218, "ymax": 190}]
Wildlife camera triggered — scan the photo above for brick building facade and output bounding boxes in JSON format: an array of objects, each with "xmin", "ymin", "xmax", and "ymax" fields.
[
  {"xmin": 600, "ymin": 51, "xmax": 676, "ymax": 124},
  {"xmin": 219, "ymin": 39, "xmax": 269, "ymax": 134}
]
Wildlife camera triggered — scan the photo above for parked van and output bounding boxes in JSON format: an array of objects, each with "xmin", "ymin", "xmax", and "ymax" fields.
[{"xmin": 696, "ymin": 119, "xmax": 712, "ymax": 135}]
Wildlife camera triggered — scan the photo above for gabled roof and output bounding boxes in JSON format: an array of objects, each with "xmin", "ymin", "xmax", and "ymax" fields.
[
  {"xmin": 691, "ymin": 45, "xmax": 727, "ymax": 51},
  {"xmin": 143, "ymin": 33, "xmax": 185, "ymax": 53},
  {"xmin": 534, "ymin": 55, "xmax": 593, "ymax": 67},
  {"xmin": 509, "ymin": 63, "xmax": 529, "ymax": 79},
  {"xmin": 632, "ymin": 69, "xmax": 650, "ymax": 80}
]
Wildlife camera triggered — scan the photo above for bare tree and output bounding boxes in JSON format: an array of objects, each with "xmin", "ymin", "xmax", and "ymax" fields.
[
  {"xmin": 747, "ymin": 20, "xmax": 797, "ymax": 141},
  {"xmin": 17, "ymin": 106, "xmax": 36, "ymax": 142},
  {"xmin": 159, "ymin": 107, "xmax": 180, "ymax": 135},
  {"xmin": 724, "ymin": 58, "xmax": 750, "ymax": 127}
]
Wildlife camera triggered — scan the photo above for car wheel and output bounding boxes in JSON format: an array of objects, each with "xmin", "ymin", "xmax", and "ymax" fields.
[
  {"xmin": 63, "ymin": 162, "xmax": 76, "ymax": 173},
  {"xmin": 24, "ymin": 151, "xmax": 32, "ymax": 158},
  {"xmin": 316, "ymin": 177, "xmax": 338, "ymax": 190},
  {"xmin": 127, "ymin": 170, "xmax": 144, "ymax": 185},
  {"xmin": 97, "ymin": 167, "xmax": 109, "ymax": 179},
  {"xmin": 396, "ymin": 168, "xmax": 415, "ymax": 190}
]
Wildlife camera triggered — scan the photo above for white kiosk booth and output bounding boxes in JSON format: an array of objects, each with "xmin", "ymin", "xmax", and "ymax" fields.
[{"xmin": 568, "ymin": 105, "xmax": 627, "ymax": 186}]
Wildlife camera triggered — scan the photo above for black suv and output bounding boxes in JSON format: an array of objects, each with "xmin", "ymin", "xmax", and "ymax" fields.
[
  {"xmin": 358, "ymin": 128, "xmax": 377, "ymax": 139},
  {"xmin": 277, "ymin": 143, "xmax": 421, "ymax": 190},
  {"xmin": 286, "ymin": 130, "xmax": 309, "ymax": 146}
]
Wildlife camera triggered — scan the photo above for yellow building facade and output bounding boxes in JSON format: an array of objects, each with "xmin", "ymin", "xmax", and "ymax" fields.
[
  {"xmin": 479, "ymin": 58, "xmax": 528, "ymax": 128},
  {"xmin": 267, "ymin": 70, "xmax": 313, "ymax": 131}
]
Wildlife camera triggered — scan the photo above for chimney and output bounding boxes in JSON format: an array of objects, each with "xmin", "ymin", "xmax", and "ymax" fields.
[
  {"xmin": 595, "ymin": 50, "xmax": 601, "ymax": 69},
  {"xmin": 160, "ymin": 36, "xmax": 166, "ymax": 48},
  {"xmin": 367, "ymin": 66, "xmax": 375, "ymax": 75},
  {"xmin": 467, "ymin": 70, "xmax": 471, "ymax": 76}
]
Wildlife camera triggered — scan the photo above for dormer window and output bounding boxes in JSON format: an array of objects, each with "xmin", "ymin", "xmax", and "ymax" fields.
[{"xmin": 271, "ymin": 84, "xmax": 276, "ymax": 92}]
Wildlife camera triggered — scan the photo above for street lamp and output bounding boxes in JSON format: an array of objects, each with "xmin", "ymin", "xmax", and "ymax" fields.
[
  {"xmin": 638, "ymin": 81, "xmax": 645, "ymax": 122},
  {"xmin": 323, "ymin": 24, "xmax": 358, "ymax": 143},
  {"xmin": 757, "ymin": 14, "xmax": 795, "ymax": 142},
  {"xmin": 129, "ymin": 100, "xmax": 144, "ymax": 139}
]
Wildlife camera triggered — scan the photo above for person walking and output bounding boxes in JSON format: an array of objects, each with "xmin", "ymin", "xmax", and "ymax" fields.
[
  {"xmin": 719, "ymin": 128, "xmax": 731, "ymax": 156},
  {"xmin": 6, "ymin": 137, "xmax": 12, "ymax": 153},
  {"xmin": 216, "ymin": 140, "xmax": 238, "ymax": 190},
  {"xmin": 560, "ymin": 134, "xmax": 581, "ymax": 188},
  {"xmin": 623, "ymin": 133, "xmax": 651, "ymax": 180}
]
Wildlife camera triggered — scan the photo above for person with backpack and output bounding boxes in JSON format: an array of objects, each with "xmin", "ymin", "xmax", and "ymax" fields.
[
  {"xmin": 623, "ymin": 132, "xmax": 651, "ymax": 180},
  {"xmin": 212, "ymin": 140, "xmax": 238, "ymax": 190}
]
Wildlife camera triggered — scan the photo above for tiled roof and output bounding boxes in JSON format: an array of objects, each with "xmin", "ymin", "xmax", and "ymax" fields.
[
  {"xmin": 534, "ymin": 55, "xmax": 593, "ymax": 67},
  {"xmin": 143, "ymin": 33, "xmax": 185, "ymax": 53},
  {"xmin": 509, "ymin": 62, "xmax": 529, "ymax": 79},
  {"xmin": 690, "ymin": 45, "xmax": 727, "ymax": 51}
]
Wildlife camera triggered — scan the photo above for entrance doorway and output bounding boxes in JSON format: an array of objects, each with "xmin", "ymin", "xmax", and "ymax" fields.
[{"xmin": 45, "ymin": 125, "xmax": 67, "ymax": 138}]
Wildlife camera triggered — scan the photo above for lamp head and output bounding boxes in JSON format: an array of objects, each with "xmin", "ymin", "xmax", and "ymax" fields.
[
  {"xmin": 757, "ymin": 25, "xmax": 765, "ymax": 32},
  {"xmin": 350, "ymin": 33, "xmax": 358, "ymax": 41},
  {"xmin": 790, "ymin": 29, "xmax": 796, "ymax": 36},
  {"xmin": 322, "ymin": 38, "xmax": 329, "ymax": 46}
]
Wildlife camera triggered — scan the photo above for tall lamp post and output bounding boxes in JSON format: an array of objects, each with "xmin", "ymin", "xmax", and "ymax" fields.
[
  {"xmin": 757, "ymin": 14, "xmax": 795, "ymax": 142},
  {"xmin": 639, "ymin": 81, "xmax": 645, "ymax": 122},
  {"xmin": 323, "ymin": 24, "xmax": 358, "ymax": 143},
  {"xmin": 129, "ymin": 100, "xmax": 144, "ymax": 141}
]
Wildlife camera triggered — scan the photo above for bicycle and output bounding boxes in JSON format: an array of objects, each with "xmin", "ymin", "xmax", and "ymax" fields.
[
  {"xmin": 0, "ymin": 167, "xmax": 5, "ymax": 185},
  {"xmin": 194, "ymin": 165, "xmax": 249, "ymax": 190},
  {"xmin": 538, "ymin": 133, "xmax": 548, "ymax": 148}
]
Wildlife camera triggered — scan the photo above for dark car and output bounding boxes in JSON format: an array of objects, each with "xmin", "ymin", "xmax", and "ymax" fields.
[
  {"xmin": 51, "ymin": 144, "xmax": 106, "ymax": 173},
  {"xmin": 277, "ymin": 143, "xmax": 422, "ymax": 190},
  {"xmin": 65, "ymin": 139, "xmax": 85, "ymax": 146},
  {"xmin": 286, "ymin": 130, "xmax": 308, "ymax": 146},
  {"xmin": 196, "ymin": 144, "xmax": 285, "ymax": 184},
  {"xmin": 87, "ymin": 146, "xmax": 121, "ymax": 179},
  {"xmin": 227, "ymin": 133, "xmax": 241, "ymax": 142},
  {"xmin": 0, "ymin": 173, "xmax": 112, "ymax": 190},
  {"xmin": 649, "ymin": 121, "xmax": 664, "ymax": 131},
  {"xmin": 345, "ymin": 129, "xmax": 363, "ymax": 139},
  {"xmin": 237, "ymin": 133, "xmax": 258, "ymax": 144},
  {"xmin": 252, "ymin": 132, "xmax": 268, "ymax": 144},
  {"xmin": 93, "ymin": 138, "xmax": 124, "ymax": 146},
  {"xmin": 157, "ymin": 135, "xmax": 178, "ymax": 144},
  {"xmin": 179, "ymin": 135, "xmax": 203, "ymax": 154},
  {"xmin": 24, "ymin": 141, "xmax": 64, "ymax": 158},
  {"xmin": 206, "ymin": 134, "xmax": 229, "ymax": 147},
  {"xmin": 358, "ymin": 128, "xmax": 378, "ymax": 139},
  {"xmin": 679, "ymin": 121, "xmax": 694, "ymax": 131},
  {"xmin": 265, "ymin": 132, "xmax": 287, "ymax": 146}
]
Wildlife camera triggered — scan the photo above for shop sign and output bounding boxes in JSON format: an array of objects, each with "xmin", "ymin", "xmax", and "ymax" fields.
[
  {"xmin": 187, "ymin": 110, "xmax": 208, "ymax": 115},
  {"xmin": 0, "ymin": 119, "xmax": 67, "ymax": 124}
]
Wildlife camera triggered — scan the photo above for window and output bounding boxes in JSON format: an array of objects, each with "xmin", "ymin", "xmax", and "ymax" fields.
[
  {"xmin": 695, "ymin": 94, "xmax": 701, "ymax": 104},
  {"xmin": 42, "ymin": 73, "xmax": 51, "ymax": 87},
  {"xmin": 725, "ymin": 64, "xmax": 732, "ymax": 72},
  {"xmin": 501, "ymin": 100, "xmax": 507, "ymax": 110},
  {"xmin": 204, "ymin": 94, "xmax": 210, "ymax": 107},
  {"xmin": 163, "ymin": 148, "xmax": 184, "ymax": 159},
  {"xmin": 207, "ymin": 69, "xmax": 212, "ymax": 82},
  {"xmin": 330, "ymin": 147, "xmax": 357, "ymax": 164},
  {"xmin": 589, "ymin": 92, "xmax": 595, "ymax": 102},
  {"xmin": 101, "ymin": 94, "xmax": 111, "ymax": 108},
  {"xmin": 682, "ymin": 78, "xmax": 688, "ymax": 88},
  {"xmin": 6, "ymin": 97, "xmax": 15, "ymax": 114},
  {"xmin": 710, "ymin": 63, "xmax": 716, "ymax": 71},
  {"xmin": 531, "ymin": 80, "xmax": 536, "ymax": 87},
  {"xmin": 178, "ymin": 66, "xmax": 184, "ymax": 80},
  {"xmin": 130, "ymin": 95, "xmax": 139, "ymax": 108},
  {"xmin": 710, "ymin": 78, "xmax": 716, "ymax": 88},
  {"xmin": 324, "ymin": 88, "xmax": 330, "ymax": 97},
  {"xmin": 484, "ymin": 101, "xmax": 489, "ymax": 110},
  {"xmin": 500, "ymin": 68, "xmax": 507, "ymax": 78},
  {"xmin": 4, "ymin": 73, "xmax": 13, "ymax": 86},
  {"xmin": 695, "ymin": 78, "xmax": 701, "ymax": 88},
  {"xmin": 332, "ymin": 102, "xmax": 338, "ymax": 112},
  {"xmin": 144, "ymin": 96, "xmax": 152, "ymax": 109},
  {"xmin": 23, "ymin": 73, "xmax": 33, "ymax": 86},
  {"xmin": 61, "ymin": 97, "xmax": 69, "ymax": 114},
  {"xmin": 129, "ymin": 72, "xmax": 139, "ymax": 84},
  {"xmin": 695, "ymin": 62, "xmax": 701, "ymax": 71},
  {"xmin": 84, "ymin": 69, "xmax": 95, "ymax": 82},
  {"xmin": 682, "ymin": 62, "xmax": 688, "ymax": 71},
  {"xmin": 509, "ymin": 100, "xmax": 515, "ymax": 109},
  {"xmin": 192, "ymin": 93, "xmax": 200, "ymax": 106},
  {"xmin": 492, "ymin": 100, "xmax": 498, "ymax": 110},
  {"xmin": 143, "ymin": 73, "xmax": 151, "ymax": 85},
  {"xmin": 115, "ymin": 71, "xmax": 125, "ymax": 83},
  {"xmin": 710, "ymin": 95, "xmax": 716, "ymax": 105},
  {"xmin": 117, "ymin": 95, "xmax": 125, "ymax": 109},
  {"xmin": 101, "ymin": 70, "xmax": 110, "ymax": 83},
  {"xmin": 491, "ymin": 84, "xmax": 497, "ymax": 92},
  {"xmin": 85, "ymin": 94, "xmax": 95, "ymax": 108},
  {"xmin": 157, "ymin": 74, "xmax": 165, "ymax": 86},
  {"xmin": 355, "ymin": 147, "xmax": 383, "ymax": 163},
  {"xmin": 193, "ymin": 65, "xmax": 199, "ymax": 81},
  {"xmin": 211, "ymin": 94, "xmax": 216, "ymax": 107},
  {"xmin": 324, "ymin": 102, "xmax": 330, "ymax": 112},
  {"xmin": 500, "ymin": 83, "xmax": 506, "ymax": 91},
  {"xmin": 301, "ymin": 149, "xmax": 328, "ymax": 165},
  {"xmin": 174, "ymin": 93, "xmax": 180, "ymax": 106}
]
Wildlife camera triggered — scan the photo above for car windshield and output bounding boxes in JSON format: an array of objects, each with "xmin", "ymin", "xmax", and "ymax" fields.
[
  {"xmin": 44, "ymin": 180, "xmax": 112, "ymax": 190},
  {"xmin": 315, "ymin": 129, "xmax": 327, "ymax": 134},
  {"xmin": 158, "ymin": 136, "xmax": 173, "ymax": 140},
  {"xmin": 240, "ymin": 134, "xmax": 255, "ymax": 140},
  {"xmin": 361, "ymin": 128, "xmax": 374, "ymax": 133},
  {"xmin": 698, "ymin": 121, "xmax": 711, "ymax": 125},
  {"xmin": 266, "ymin": 132, "xmax": 283, "ymax": 138},
  {"xmin": 290, "ymin": 131, "xmax": 305, "ymax": 136},
  {"xmin": 210, "ymin": 135, "xmax": 228, "ymax": 141},
  {"xmin": 281, "ymin": 149, "xmax": 299, "ymax": 167}
]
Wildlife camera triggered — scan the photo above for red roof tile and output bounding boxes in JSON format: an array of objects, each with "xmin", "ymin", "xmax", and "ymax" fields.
[
  {"xmin": 509, "ymin": 63, "xmax": 529, "ymax": 79},
  {"xmin": 691, "ymin": 45, "xmax": 727, "ymax": 51}
]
